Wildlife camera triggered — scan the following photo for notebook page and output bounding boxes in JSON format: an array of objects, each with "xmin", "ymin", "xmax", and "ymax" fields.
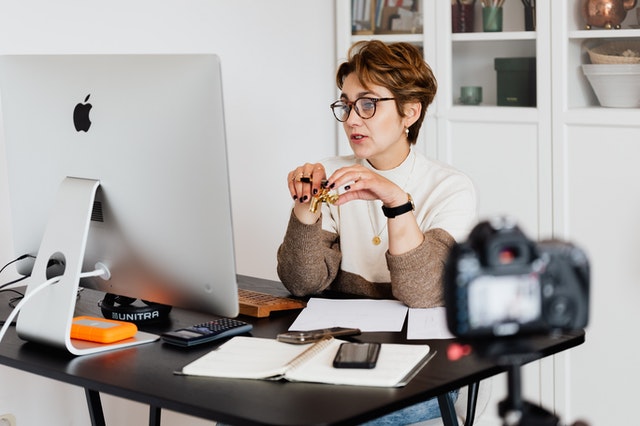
[{"xmin": 180, "ymin": 336, "xmax": 312, "ymax": 379}]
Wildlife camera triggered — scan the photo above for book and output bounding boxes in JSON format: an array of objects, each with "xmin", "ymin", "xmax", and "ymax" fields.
[{"xmin": 177, "ymin": 336, "xmax": 434, "ymax": 388}]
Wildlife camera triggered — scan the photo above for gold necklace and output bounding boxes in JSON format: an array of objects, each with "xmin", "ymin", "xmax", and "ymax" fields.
[
  {"xmin": 368, "ymin": 200, "xmax": 385, "ymax": 245},
  {"xmin": 366, "ymin": 151, "xmax": 416, "ymax": 246}
]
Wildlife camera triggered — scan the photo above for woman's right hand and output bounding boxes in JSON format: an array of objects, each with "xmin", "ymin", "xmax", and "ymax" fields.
[{"xmin": 287, "ymin": 163, "xmax": 326, "ymax": 224}]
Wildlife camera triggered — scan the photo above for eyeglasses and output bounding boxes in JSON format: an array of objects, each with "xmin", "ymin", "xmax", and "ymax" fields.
[{"xmin": 329, "ymin": 97, "xmax": 395, "ymax": 122}]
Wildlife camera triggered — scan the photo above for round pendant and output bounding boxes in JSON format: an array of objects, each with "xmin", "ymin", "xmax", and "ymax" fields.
[{"xmin": 372, "ymin": 236, "xmax": 382, "ymax": 246}]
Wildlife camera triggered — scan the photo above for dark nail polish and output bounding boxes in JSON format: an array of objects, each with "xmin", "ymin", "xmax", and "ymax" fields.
[
  {"xmin": 330, "ymin": 183, "xmax": 335, "ymax": 189},
  {"xmin": 313, "ymin": 188, "xmax": 318, "ymax": 195},
  {"xmin": 293, "ymin": 195, "xmax": 298, "ymax": 201},
  {"xmin": 300, "ymin": 195, "xmax": 308, "ymax": 202},
  {"xmin": 344, "ymin": 185, "xmax": 350, "ymax": 191}
]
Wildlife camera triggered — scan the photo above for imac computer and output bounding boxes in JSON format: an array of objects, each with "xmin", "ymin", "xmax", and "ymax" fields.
[{"xmin": 0, "ymin": 54, "xmax": 239, "ymax": 355}]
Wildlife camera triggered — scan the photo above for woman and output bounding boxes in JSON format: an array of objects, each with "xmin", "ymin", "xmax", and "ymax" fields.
[
  {"xmin": 277, "ymin": 40, "xmax": 477, "ymax": 424},
  {"xmin": 278, "ymin": 40, "xmax": 476, "ymax": 306}
]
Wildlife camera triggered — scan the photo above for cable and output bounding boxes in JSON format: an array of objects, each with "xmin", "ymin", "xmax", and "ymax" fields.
[
  {"xmin": 0, "ymin": 254, "xmax": 35, "ymax": 292},
  {"xmin": 0, "ymin": 255, "xmax": 33, "ymax": 322},
  {"xmin": 0, "ymin": 264, "xmax": 109, "ymax": 344},
  {"xmin": 0, "ymin": 275, "xmax": 60, "ymax": 343},
  {"xmin": 0, "ymin": 275, "xmax": 29, "ymax": 292},
  {"xmin": 0, "ymin": 254, "xmax": 34, "ymax": 276}
]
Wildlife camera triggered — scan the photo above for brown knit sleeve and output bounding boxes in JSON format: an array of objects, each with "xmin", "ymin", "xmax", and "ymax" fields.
[
  {"xmin": 385, "ymin": 228, "xmax": 455, "ymax": 308},
  {"xmin": 276, "ymin": 210, "xmax": 342, "ymax": 297}
]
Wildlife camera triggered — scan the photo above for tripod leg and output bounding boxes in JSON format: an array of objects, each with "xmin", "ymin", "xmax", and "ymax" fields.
[{"xmin": 498, "ymin": 364, "xmax": 560, "ymax": 426}]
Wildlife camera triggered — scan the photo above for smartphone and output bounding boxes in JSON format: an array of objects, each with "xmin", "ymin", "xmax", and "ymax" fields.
[
  {"xmin": 332, "ymin": 342, "xmax": 381, "ymax": 369},
  {"xmin": 276, "ymin": 327, "xmax": 361, "ymax": 344}
]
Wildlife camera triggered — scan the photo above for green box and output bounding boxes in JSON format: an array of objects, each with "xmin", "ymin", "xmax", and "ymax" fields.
[{"xmin": 494, "ymin": 57, "xmax": 536, "ymax": 107}]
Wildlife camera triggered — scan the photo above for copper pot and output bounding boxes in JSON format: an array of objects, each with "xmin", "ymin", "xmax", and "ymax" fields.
[{"xmin": 583, "ymin": 0, "xmax": 638, "ymax": 29}]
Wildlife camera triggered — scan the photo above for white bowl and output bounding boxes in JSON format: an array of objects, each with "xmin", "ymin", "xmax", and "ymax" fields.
[{"xmin": 582, "ymin": 64, "xmax": 640, "ymax": 108}]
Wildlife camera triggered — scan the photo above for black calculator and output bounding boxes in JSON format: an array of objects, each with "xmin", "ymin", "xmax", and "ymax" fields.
[{"xmin": 161, "ymin": 318, "xmax": 253, "ymax": 347}]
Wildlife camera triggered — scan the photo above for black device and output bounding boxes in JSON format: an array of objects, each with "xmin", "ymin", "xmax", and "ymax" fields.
[
  {"xmin": 332, "ymin": 342, "xmax": 381, "ymax": 369},
  {"xmin": 276, "ymin": 327, "xmax": 361, "ymax": 344},
  {"xmin": 443, "ymin": 217, "xmax": 589, "ymax": 339},
  {"xmin": 99, "ymin": 293, "xmax": 173, "ymax": 325},
  {"xmin": 161, "ymin": 318, "xmax": 253, "ymax": 347}
]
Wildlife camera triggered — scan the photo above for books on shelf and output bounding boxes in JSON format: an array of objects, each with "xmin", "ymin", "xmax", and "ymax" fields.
[
  {"xmin": 351, "ymin": 0, "xmax": 420, "ymax": 35},
  {"xmin": 177, "ymin": 336, "xmax": 433, "ymax": 388}
]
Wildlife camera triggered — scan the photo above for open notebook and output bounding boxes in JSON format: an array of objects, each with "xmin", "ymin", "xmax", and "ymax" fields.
[{"xmin": 177, "ymin": 336, "xmax": 434, "ymax": 388}]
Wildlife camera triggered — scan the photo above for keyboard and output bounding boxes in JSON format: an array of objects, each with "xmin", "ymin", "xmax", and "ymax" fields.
[{"xmin": 238, "ymin": 289, "xmax": 306, "ymax": 318}]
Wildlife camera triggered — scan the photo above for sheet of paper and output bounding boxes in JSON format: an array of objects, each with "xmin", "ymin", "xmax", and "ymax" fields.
[
  {"xmin": 407, "ymin": 307, "xmax": 456, "ymax": 340},
  {"xmin": 288, "ymin": 298, "xmax": 408, "ymax": 332}
]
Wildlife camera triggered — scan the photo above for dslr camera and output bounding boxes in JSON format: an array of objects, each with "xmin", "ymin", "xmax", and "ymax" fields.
[{"xmin": 444, "ymin": 217, "xmax": 589, "ymax": 339}]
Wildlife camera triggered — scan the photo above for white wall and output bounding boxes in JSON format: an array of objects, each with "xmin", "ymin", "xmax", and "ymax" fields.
[
  {"xmin": 0, "ymin": 0, "xmax": 338, "ymax": 280},
  {"xmin": 0, "ymin": 1, "xmax": 337, "ymax": 424}
]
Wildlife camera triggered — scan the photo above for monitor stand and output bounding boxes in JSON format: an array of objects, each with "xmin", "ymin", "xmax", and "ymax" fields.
[{"xmin": 16, "ymin": 177, "xmax": 158, "ymax": 355}]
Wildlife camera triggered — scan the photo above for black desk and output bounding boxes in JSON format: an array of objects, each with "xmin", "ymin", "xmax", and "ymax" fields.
[{"xmin": 0, "ymin": 276, "xmax": 584, "ymax": 426}]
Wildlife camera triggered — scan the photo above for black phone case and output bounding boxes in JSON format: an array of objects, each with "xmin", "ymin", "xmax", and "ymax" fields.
[{"xmin": 332, "ymin": 342, "xmax": 380, "ymax": 369}]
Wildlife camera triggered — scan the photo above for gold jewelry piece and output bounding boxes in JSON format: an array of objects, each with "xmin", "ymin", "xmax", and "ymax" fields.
[
  {"xmin": 309, "ymin": 187, "xmax": 338, "ymax": 213},
  {"xmin": 367, "ymin": 151, "xmax": 416, "ymax": 245},
  {"xmin": 368, "ymin": 202, "xmax": 386, "ymax": 246}
]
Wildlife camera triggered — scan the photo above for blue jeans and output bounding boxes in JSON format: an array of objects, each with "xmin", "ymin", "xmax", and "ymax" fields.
[
  {"xmin": 360, "ymin": 389, "xmax": 459, "ymax": 426},
  {"xmin": 217, "ymin": 390, "xmax": 459, "ymax": 426}
]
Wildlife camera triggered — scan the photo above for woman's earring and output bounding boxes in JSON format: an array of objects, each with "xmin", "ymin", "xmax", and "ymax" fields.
[{"xmin": 405, "ymin": 127, "xmax": 409, "ymax": 136}]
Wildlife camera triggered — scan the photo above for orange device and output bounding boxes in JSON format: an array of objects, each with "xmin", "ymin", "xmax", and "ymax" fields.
[{"xmin": 70, "ymin": 316, "xmax": 138, "ymax": 343}]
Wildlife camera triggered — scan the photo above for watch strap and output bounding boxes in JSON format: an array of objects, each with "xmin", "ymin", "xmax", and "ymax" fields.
[{"xmin": 381, "ymin": 193, "xmax": 414, "ymax": 218}]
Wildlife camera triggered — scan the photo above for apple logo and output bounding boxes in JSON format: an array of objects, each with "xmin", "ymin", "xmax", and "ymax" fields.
[{"xmin": 73, "ymin": 94, "xmax": 92, "ymax": 132}]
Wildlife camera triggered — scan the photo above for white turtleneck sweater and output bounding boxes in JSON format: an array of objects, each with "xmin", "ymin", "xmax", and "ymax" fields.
[{"xmin": 277, "ymin": 149, "xmax": 477, "ymax": 308}]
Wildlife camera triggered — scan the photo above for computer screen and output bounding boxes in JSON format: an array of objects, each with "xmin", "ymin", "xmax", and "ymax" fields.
[{"xmin": 0, "ymin": 54, "xmax": 239, "ymax": 354}]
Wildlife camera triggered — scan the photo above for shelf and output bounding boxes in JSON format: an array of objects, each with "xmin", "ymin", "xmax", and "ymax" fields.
[
  {"xmin": 444, "ymin": 105, "xmax": 538, "ymax": 124},
  {"xmin": 563, "ymin": 107, "xmax": 640, "ymax": 126},
  {"xmin": 565, "ymin": 26, "xmax": 640, "ymax": 109},
  {"xmin": 339, "ymin": 1, "xmax": 639, "ymax": 149},
  {"xmin": 452, "ymin": 31, "xmax": 537, "ymax": 42},
  {"xmin": 569, "ymin": 28, "xmax": 640, "ymax": 39},
  {"xmin": 351, "ymin": 33, "xmax": 423, "ymax": 43}
]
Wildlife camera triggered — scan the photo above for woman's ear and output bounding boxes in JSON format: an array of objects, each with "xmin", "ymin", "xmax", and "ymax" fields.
[{"xmin": 403, "ymin": 102, "xmax": 421, "ymax": 127}]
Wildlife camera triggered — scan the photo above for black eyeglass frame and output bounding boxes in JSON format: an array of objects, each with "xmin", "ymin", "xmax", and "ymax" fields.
[{"xmin": 329, "ymin": 97, "xmax": 396, "ymax": 122}]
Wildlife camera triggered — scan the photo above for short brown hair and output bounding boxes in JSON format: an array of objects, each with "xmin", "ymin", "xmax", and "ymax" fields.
[{"xmin": 336, "ymin": 40, "xmax": 437, "ymax": 144}]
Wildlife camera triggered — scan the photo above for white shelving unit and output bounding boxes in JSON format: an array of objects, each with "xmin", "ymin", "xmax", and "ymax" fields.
[
  {"xmin": 555, "ymin": 2, "xmax": 640, "ymax": 119},
  {"xmin": 336, "ymin": 1, "xmax": 640, "ymax": 425},
  {"xmin": 335, "ymin": 2, "xmax": 555, "ymax": 425},
  {"xmin": 550, "ymin": 3, "xmax": 640, "ymax": 425}
]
